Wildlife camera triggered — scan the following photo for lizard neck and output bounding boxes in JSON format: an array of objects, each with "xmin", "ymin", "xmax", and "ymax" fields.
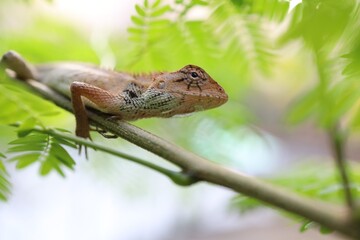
[{"xmin": 119, "ymin": 88, "xmax": 180, "ymax": 120}]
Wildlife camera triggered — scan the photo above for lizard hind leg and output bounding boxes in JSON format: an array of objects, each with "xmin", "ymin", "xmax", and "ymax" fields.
[
  {"xmin": 1, "ymin": 50, "xmax": 37, "ymax": 80},
  {"xmin": 71, "ymin": 81, "xmax": 123, "ymax": 158},
  {"xmin": 70, "ymin": 81, "xmax": 122, "ymax": 140}
]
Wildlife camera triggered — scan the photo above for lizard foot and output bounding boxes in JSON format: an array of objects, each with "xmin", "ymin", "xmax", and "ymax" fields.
[
  {"xmin": 106, "ymin": 115, "xmax": 122, "ymax": 122},
  {"xmin": 75, "ymin": 127, "xmax": 92, "ymax": 159},
  {"xmin": 90, "ymin": 126, "xmax": 118, "ymax": 139}
]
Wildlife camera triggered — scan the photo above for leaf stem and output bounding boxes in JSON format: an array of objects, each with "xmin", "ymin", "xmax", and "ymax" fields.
[
  {"xmin": 47, "ymin": 128, "xmax": 199, "ymax": 186},
  {"xmin": 329, "ymin": 124, "xmax": 354, "ymax": 210},
  {"xmin": 10, "ymin": 122, "xmax": 198, "ymax": 186},
  {"xmin": 314, "ymin": 50, "xmax": 355, "ymax": 213}
]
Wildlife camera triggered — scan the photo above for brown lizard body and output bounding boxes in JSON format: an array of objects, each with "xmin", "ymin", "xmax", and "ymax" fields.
[{"xmin": 1, "ymin": 50, "xmax": 228, "ymax": 139}]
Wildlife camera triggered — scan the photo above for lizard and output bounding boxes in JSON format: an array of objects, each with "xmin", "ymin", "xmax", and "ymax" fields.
[{"xmin": 1, "ymin": 50, "xmax": 228, "ymax": 140}]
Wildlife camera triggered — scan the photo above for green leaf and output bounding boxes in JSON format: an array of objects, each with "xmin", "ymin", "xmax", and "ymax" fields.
[
  {"xmin": 350, "ymin": 106, "xmax": 360, "ymax": 131},
  {"xmin": 192, "ymin": 0, "xmax": 208, "ymax": 6},
  {"xmin": 7, "ymin": 132, "xmax": 76, "ymax": 177},
  {"xmin": 152, "ymin": 0, "xmax": 162, "ymax": 8},
  {"xmin": 232, "ymin": 195, "xmax": 262, "ymax": 213},
  {"xmin": 8, "ymin": 144, "xmax": 45, "ymax": 153},
  {"xmin": 0, "ymin": 159, "xmax": 6, "ymax": 173},
  {"xmin": 53, "ymin": 164, "xmax": 65, "ymax": 177},
  {"xmin": 39, "ymin": 111, "xmax": 60, "ymax": 116},
  {"xmin": 148, "ymin": 19, "xmax": 171, "ymax": 28},
  {"xmin": 9, "ymin": 133, "xmax": 47, "ymax": 144},
  {"xmin": 131, "ymin": 16, "xmax": 145, "ymax": 26},
  {"xmin": 12, "ymin": 153, "xmax": 40, "ymax": 169},
  {"xmin": 281, "ymin": 0, "xmax": 356, "ymax": 50},
  {"xmin": 53, "ymin": 137, "xmax": 77, "ymax": 149},
  {"xmin": 51, "ymin": 144, "xmax": 75, "ymax": 169},
  {"xmin": 320, "ymin": 225, "xmax": 334, "ymax": 234},
  {"xmin": 325, "ymin": 80, "xmax": 360, "ymax": 127},
  {"xmin": 135, "ymin": 4, "xmax": 146, "ymax": 16},
  {"xmin": 150, "ymin": 5, "xmax": 171, "ymax": 17},
  {"xmin": 128, "ymin": 27, "xmax": 144, "ymax": 35},
  {"xmin": 40, "ymin": 160, "xmax": 52, "ymax": 176},
  {"xmin": 54, "ymin": 128, "xmax": 72, "ymax": 133},
  {"xmin": 0, "ymin": 156, "xmax": 11, "ymax": 202},
  {"xmin": 287, "ymin": 87, "xmax": 319, "ymax": 124},
  {"xmin": 300, "ymin": 220, "xmax": 315, "ymax": 232},
  {"xmin": 230, "ymin": 0, "xmax": 289, "ymax": 21},
  {"xmin": 0, "ymin": 82, "xmax": 61, "ymax": 127},
  {"xmin": 342, "ymin": 36, "xmax": 360, "ymax": 79},
  {"xmin": 300, "ymin": 221, "xmax": 334, "ymax": 234},
  {"xmin": 17, "ymin": 117, "xmax": 37, "ymax": 137}
]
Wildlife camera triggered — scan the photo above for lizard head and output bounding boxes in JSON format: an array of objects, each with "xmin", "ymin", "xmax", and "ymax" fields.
[{"xmin": 149, "ymin": 65, "xmax": 228, "ymax": 115}]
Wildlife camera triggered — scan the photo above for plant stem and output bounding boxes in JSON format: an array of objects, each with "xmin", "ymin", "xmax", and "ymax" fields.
[
  {"xmin": 329, "ymin": 124, "xmax": 354, "ymax": 210},
  {"xmin": 27, "ymin": 126, "xmax": 197, "ymax": 186},
  {"xmin": 314, "ymin": 50, "xmax": 356, "ymax": 215}
]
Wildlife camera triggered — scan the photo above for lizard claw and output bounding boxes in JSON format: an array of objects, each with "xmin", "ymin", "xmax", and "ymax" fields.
[
  {"xmin": 75, "ymin": 127, "xmax": 92, "ymax": 159},
  {"xmin": 78, "ymin": 144, "xmax": 89, "ymax": 159},
  {"xmin": 90, "ymin": 125, "xmax": 118, "ymax": 139}
]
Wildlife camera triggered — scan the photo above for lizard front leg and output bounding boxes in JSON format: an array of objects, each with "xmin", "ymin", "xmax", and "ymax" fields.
[{"xmin": 70, "ymin": 81, "xmax": 122, "ymax": 139}]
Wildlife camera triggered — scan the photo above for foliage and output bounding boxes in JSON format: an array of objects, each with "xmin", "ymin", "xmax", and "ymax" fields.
[
  {"xmin": 0, "ymin": 68, "xmax": 77, "ymax": 181},
  {"xmin": 124, "ymin": 0, "xmax": 277, "ymax": 86},
  {"xmin": 284, "ymin": 0, "xmax": 360, "ymax": 129},
  {"xmin": 233, "ymin": 162, "xmax": 360, "ymax": 208},
  {"xmin": 8, "ymin": 131, "xmax": 76, "ymax": 177},
  {"xmin": 0, "ymin": 0, "xmax": 360, "ymax": 236},
  {"xmin": 124, "ymin": 0, "xmax": 360, "ymax": 133},
  {"xmin": 232, "ymin": 162, "xmax": 360, "ymax": 232},
  {"xmin": 0, "ymin": 79, "xmax": 58, "ymax": 128}
]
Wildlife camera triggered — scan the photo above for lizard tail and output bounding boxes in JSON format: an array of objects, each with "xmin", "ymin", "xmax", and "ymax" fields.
[{"xmin": 1, "ymin": 50, "xmax": 37, "ymax": 80}]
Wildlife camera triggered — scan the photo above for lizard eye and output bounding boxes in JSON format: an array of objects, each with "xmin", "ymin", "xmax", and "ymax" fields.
[{"xmin": 190, "ymin": 72, "xmax": 199, "ymax": 78}]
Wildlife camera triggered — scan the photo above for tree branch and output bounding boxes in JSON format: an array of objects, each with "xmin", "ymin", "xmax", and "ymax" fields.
[{"xmin": 22, "ymin": 79, "xmax": 360, "ymax": 238}]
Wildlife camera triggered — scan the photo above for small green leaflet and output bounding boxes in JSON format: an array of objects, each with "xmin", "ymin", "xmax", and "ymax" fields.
[
  {"xmin": 0, "ymin": 153, "xmax": 11, "ymax": 201},
  {"xmin": 300, "ymin": 220, "xmax": 334, "ymax": 234},
  {"xmin": 8, "ymin": 132, "xmax": 76, "ymax": 177}
]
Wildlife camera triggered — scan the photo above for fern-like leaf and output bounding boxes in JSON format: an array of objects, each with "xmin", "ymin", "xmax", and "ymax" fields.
[
  {"xmin": 8, "ymin": 132, "xmax": 76, "ymax": 177},
  {"xmin": 208, "ymin": 0, "xmax": 275, "ymax": 78},
  {"xmin": 230, "ymin": 0, "xmax": 289, "ymax": 22},
  {"xmin": 280, "ymin": 0, "xmax": 355, "ymax": 50},
  {"xmin": 0, "ymin": 81, "xmax": 61, "ymax": 128},
  {"xmin": 127, "ymin": 0, "xmax": 173, "ymax": 70}
]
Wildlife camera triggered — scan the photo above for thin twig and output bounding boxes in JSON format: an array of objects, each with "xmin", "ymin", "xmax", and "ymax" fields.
[
  {"xmin": 329, "ymin": 124, "xmax": 354, "ymax": 210},
  {"xmin": 314, "ymin": 51, "xmax": 356, "ymax": 216},
  {"xmin": 47, "ymin": 128, "xmax": 198, "ymax": 186},
  {"xmin": 10, "ymin": 122, "xmax": 198, "ymax": 186},
  {"xmin": 17, "ymin": 79, "xmax": 360, "ymax": 238}
]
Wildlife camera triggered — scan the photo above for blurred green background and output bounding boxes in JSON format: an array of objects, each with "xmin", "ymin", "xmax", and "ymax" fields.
[{"xmin": 0, "ymin": 0, "xmax": 359, "ymax": 239}]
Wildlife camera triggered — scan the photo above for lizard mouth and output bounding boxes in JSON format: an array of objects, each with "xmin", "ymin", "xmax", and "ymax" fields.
[{"xmin": 195, "ymin": 90, "xmax": 228, "ymax": 110}]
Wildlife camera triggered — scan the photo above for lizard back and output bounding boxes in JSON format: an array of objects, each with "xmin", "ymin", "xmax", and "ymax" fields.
[{"xmin": 35, "ymin": 63, "xmax": 137, "ymax": 97}]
